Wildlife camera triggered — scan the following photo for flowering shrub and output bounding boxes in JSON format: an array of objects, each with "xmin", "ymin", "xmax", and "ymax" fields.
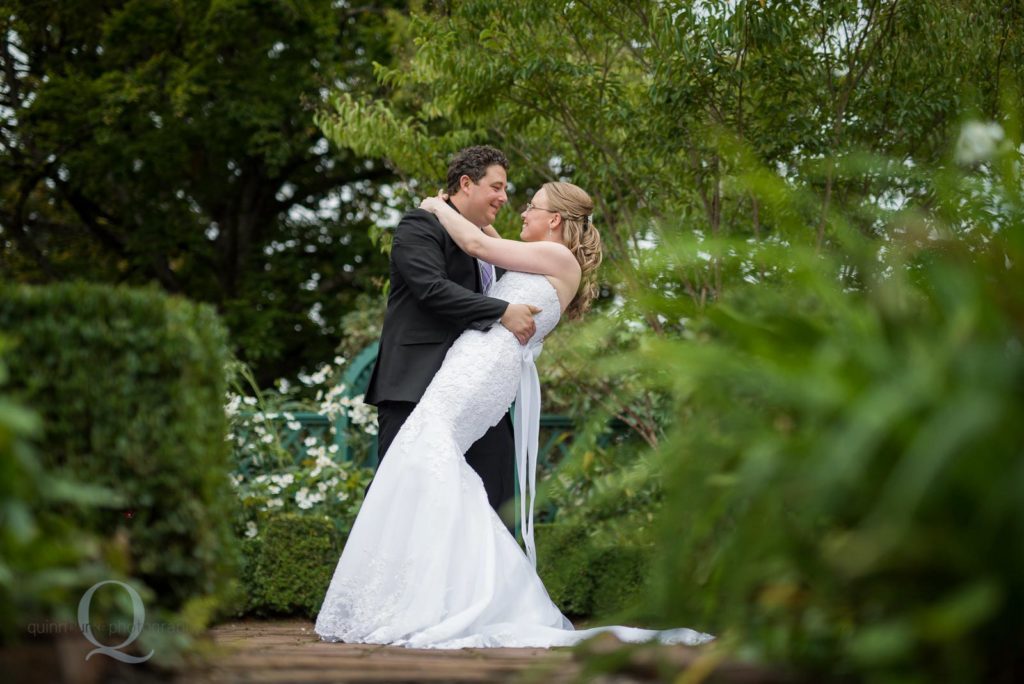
[{"xmin": 225, "ymin": 356, "xmax": 378, "ymax": 540}]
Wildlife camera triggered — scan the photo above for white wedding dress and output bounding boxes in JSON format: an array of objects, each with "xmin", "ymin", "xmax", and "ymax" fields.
[{"xmin": 315, "ymin": 272, "xmax": 712, "ymax": 649}]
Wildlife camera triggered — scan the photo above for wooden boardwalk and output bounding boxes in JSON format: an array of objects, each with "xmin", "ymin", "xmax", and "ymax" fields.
[
  {"xmin": 3, "ymin": 619, "xmax": 789, "ymax": 683},
  {"xmin": 183, "ymin": 620, "xmax": 579, "ymax": 683}
]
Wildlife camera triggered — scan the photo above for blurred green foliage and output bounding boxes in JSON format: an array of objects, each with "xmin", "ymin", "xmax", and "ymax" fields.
[
  {"xmin": 629, "ymin": 140, "xmax": 1023, "ymax": 680},
  {"xmin": 0, "ymin": 343, "xmax": 123, "ymax": 643},
  {"xmin": 0, "ymin": 283, "xmax": 241, "ymax": 646}
]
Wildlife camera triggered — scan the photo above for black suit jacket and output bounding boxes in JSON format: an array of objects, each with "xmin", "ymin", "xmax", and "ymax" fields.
[{"xmin": 365, "ymin": 208, "xmax": 508, "ymax": 406}]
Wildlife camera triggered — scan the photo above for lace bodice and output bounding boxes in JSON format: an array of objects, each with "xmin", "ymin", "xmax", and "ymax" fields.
[{"xmin": 414, "ymin": 271, "xmax": 561, "ymax": 453}]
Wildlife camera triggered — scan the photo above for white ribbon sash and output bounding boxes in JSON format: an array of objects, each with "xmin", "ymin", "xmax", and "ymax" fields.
[{"xmin": 514, "ymin": 342, "xmax": 543, "ymax": 568}]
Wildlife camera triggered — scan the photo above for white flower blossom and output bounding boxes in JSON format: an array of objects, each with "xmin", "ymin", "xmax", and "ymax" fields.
[
  {"xmin": 287, "ymin": 420, "xmax": 302, "ymax": 431},
  {"xmin": 261, "ymin": 434, "xmax": 274, "ymax": 444},
  {"xmin": 245, "ymin": 521, "xmax": 258, "ymax": 538},
  {"xmin": 270, "ymin": 473, "xmax": 294, "ymax": 487},
  {"xmin": 266, "ymin": 497, "xmax": 284, "ymax": 509},
  {"xmin": 224, "ymin": 395, "xmax": 242, "ymax": 416},
  {"xmin": 304, "ymin": 436, "xmax": 318, "ymax": 447},
  {"xmin": 295, "ymin": 487, "xmax": 322, "ymax": 510},
  {"xmin": 243, "ymin": 396, "xmax": 258, "ymax": 406}
]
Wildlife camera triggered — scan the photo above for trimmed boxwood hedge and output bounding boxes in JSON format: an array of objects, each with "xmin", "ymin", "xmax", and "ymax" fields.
[
  {"xmin": 535, "ymin": 522, "xmax": 652, "ymax": 619},
  {"xmin": 233, "ymin": 516, "xmax": 649, "ymax": 621},
  {"xmin": 0, "ymin": 282, "xmax": 239, "ymax": 615},
  {"xmin": 238, "ymin": 513, "xmax": 344, "ymax": 617}
]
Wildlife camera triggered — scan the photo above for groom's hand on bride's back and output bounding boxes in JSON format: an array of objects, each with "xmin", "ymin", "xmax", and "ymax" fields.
[{"xmin": 501, "ymin": 304, "xmax": 541, "ymax": 345}]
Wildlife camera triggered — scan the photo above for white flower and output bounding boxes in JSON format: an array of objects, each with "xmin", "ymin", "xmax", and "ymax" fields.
[
  {"xmin": 287, "ymin": 421, "xmax": 302, "ymax": 431},
  {"xmin": 224, "ymin": 395, "xmax": 242, "ymax": 416},
  {"xmin": 268, "ymin": 484, "xmax": 281, "ymax": 494},
  {"xmin": 336, "ymin": 491, "xmax": 349, "ymax": 502},
  {"xmin": 269, "ymin": 473, "xmax": 294, "ymax": 487},
  {"xmin": 328, "ymin": 444, "xmax": 340, "ymax": 454},
  {"xmin": 261, "ymin": 434, "xmax": 274, "ymax": 444},
  {"xmin": 304, "ymin": 436, "xmax": 318, "ymax": 447},
  {"xmin": 333, "ymin": 355, "xmax": 346, "ymax": 365},
  {"xmin": 229, "ymin": 473, "xmax": 244, "ymax": 488},
  {"xmin": 295, "ymin": 487, "xmax": 319, "ymax": 510},
  {"xmin": 245, "ymin": 521, "xmax": 258, "ymax": 538},
  {"xmin": 310, "ymin": 466, "xmax": 322, "ymax": 478},
  {"xmin": 266, "ymin": 497, "xmax": 284, "ymax": 509},
  {"xmin": 956, "ymin": 121, "xmax": 1005, "ymax": 164},
  {"xmin": 317, "ymin": 482, "xmax": 328, "ymax": 493},
  {"xmin": 283, "ymin": 412, "xmax": 296, "ymax": 421},
  {"xmin": 243, "ymin": 396, "xmax": 258, "ymax": 406}
]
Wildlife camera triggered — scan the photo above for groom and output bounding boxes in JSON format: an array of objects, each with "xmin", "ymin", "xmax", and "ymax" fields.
[{"xmin": 365, "ymin": 145, "xmax": 538, "ymax": 521}]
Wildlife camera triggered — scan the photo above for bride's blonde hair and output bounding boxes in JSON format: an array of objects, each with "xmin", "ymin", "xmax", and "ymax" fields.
[{"xmin": 543, "ymin": 182, "xmax": 603, "ymax": 320}]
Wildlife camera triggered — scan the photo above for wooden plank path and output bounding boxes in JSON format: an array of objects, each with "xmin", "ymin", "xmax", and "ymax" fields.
[{"xmin": 183, "ymin": 620, "xmax": 579, "ymax": 683}]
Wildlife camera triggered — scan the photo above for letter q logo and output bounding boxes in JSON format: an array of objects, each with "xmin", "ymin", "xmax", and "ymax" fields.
[{"xmin": 78, "ymin": 580, "xmax": 154, "ymax": 663}]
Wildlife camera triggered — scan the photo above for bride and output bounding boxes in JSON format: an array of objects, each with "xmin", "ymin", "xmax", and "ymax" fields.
[{"xmin": 315, "ymin": 181, "xmax": 711, "ymax": 649}]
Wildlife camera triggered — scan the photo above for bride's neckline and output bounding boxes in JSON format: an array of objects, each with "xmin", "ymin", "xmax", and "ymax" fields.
[{"xmin": 502, "ymin": 272, "xmax": 565, "ymax": 315}]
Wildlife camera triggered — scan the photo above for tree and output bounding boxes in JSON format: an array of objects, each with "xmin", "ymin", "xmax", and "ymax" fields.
[
  {"xmin": 315, "ymin": 0, "xmax": 1022, "ymax": 439},
  {"xmin": 0, "ymin": 0, "xmax": 405, "ymax": 380}
]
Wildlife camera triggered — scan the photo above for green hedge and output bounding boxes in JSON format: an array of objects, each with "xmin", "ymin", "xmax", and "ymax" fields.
[
  {"xmin": 233, "ymin": 517, "xmax": 644, "ymax": 621},
  {"xmin": 238, "ymin": 513, "xmax": 344, "ymax": 617},
  {"xmin": 0, "ymin": 283, "xmax": 239, "ymax": 617},
  {"xmin": 536, "ymin": 522, "xmax": 652, "ymax": 619}
]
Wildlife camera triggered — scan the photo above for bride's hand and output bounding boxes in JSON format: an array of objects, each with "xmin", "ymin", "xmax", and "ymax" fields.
[
  {"xmin": 419, "ymin": 196, "xmax": 444, "ymax": 215},
  {"xmin": 419, "ymin": 191, "xmax": 451, "ymax": 216}
]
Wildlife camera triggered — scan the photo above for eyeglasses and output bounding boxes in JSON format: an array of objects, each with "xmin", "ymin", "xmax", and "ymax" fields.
[{"xmin": 524, "ymin": 201, "xmax": 559, "ymax": 214}]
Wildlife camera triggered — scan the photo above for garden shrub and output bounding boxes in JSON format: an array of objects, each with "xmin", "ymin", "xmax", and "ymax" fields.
[
  {"xmin": 238, "ymin": 513, "xmax": 343, "ymax": 618},
  {"xmin": 536, "ymin": 522, "xmax": 652, "ymax": 619},
  {"xmin": 0, "ymin": 283, "xmax": 239, "ymax": 619}
]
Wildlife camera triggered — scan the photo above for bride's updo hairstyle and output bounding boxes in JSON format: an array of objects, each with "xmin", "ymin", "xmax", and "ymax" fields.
[{"xmin": 544, "ymin": 181, "xmax": 603, "ymax": 320}]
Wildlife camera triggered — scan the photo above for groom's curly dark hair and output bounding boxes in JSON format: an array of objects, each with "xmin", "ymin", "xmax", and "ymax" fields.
[{"xmin": 446, "ymin": 145, "xmax": 509, "ymax": 195}]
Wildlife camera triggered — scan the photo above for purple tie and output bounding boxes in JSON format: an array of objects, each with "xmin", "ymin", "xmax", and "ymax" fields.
[{"xmin": 479, "ymin": 259, "xmax": 494, "ymax": 293}]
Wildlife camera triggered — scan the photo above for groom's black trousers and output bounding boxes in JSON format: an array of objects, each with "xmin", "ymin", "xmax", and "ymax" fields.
[{"xmin": 375, "ymin": 400, "xmax": 516, "ymax": 531}]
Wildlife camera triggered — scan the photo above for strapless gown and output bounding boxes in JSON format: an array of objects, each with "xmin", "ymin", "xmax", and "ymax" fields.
[{"xmin": 314, "ymin": 272, "xmax": 712, "ymax": 648}]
